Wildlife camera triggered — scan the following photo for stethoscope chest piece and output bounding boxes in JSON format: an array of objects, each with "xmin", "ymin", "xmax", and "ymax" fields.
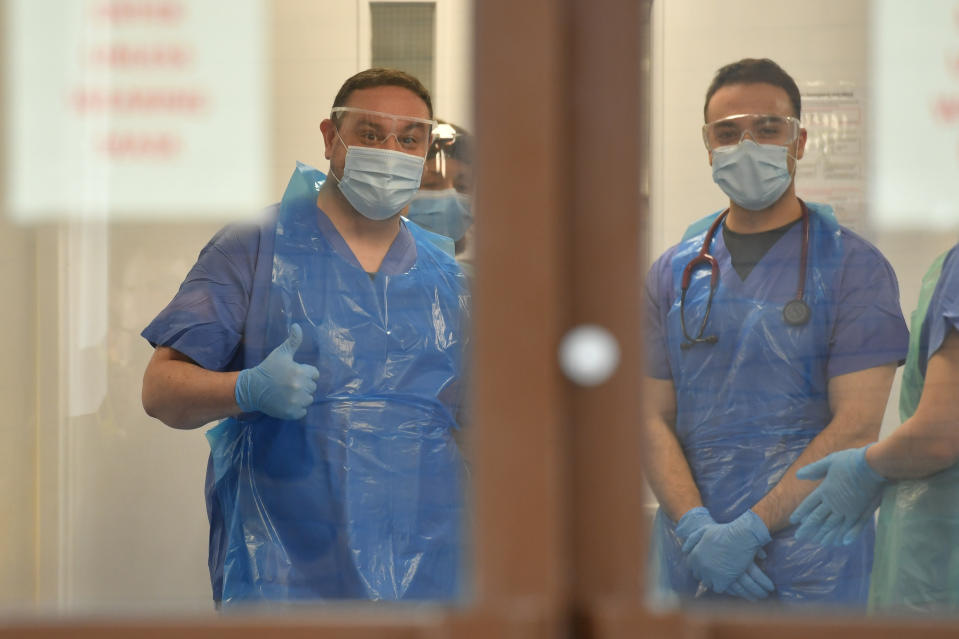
[{"xmin": 782, "ymin": 298, "xmax": 811, "ymax": 326}]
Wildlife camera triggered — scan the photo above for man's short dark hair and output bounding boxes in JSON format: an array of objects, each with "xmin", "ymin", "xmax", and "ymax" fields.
[
  {"xmin": 331, "ymin": 68, "xmax": 433, "ymax": 123},
  {"xmin": 704, "ymin": 58, "xmax": 801, "ymax": 121}
]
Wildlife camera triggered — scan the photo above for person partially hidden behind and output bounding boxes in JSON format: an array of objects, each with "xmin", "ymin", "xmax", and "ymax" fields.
[
  {"xmin": 406, "ymin": 120, "xmax": 475, "ymax": 268},
  {"xmin": 141, "ymin": 68, "xmax": 470, "ymax": 606},
  {"xmin": 791, "ymin": 243, "xmax": 959, "ymax": 612},
  {"xmin": 643, "ymin": 58, "xmax": 908, "ymax": 606}
]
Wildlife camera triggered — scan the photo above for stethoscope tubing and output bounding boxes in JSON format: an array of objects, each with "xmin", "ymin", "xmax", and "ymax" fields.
[{"xmin": 679, "ymin": 201, "xmax": 811, "ymax": 349}]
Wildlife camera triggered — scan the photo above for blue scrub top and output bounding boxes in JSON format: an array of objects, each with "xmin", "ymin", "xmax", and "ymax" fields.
[
  {"xmin": 646, "ymin": 206, "xmax": 907, "ymax": 382},
  {"xmin": 141, "ymin": 210, "xmax": 431, "ymax": 373},
  {"xmin": 644, "ymin": 203, "xmax": 909, "ymax": 605},
  {"xmin": 142, "ymin": 164, "xmax": 471, "ymax": 604}
]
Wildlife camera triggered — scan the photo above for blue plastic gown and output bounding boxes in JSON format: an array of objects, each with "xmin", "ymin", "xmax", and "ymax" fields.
[
  {"xmin": 870, "ymin": 244, "xmax": 959, "ymax": 612},
  {"xmin": 646, "ymin": 203, "xmax": 908, "ymax": 605},
  {"xmin": 145, "ymin": 162, "xmax": 470, "ymax": 604}
]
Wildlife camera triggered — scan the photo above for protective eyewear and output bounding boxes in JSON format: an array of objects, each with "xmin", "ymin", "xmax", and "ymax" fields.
[
  {"xmin": 702, "ymin": 113, "xmax": 800, "ymax": 151},
  {"xmin": 423, "ymin": 123, "xmax": 473, "ymax": 193},
  {"xmin": 331, "ymin": 106, "xmax": 437, "ymax": 156},
  {"xmin": 432, "ymin": 123, "xmax": 459, "ymax": 144}
]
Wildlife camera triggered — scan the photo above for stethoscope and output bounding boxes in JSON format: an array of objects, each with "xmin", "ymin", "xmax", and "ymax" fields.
[{"xmin": 679, "ymin": 201, "xmax": 811, "ymax": 350}]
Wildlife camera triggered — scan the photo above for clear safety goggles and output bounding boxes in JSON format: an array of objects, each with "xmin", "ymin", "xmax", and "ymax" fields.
[
  {"xmin": 702, "ymin": 113, "xmax": 801, "ymax": 151},
  {"xmin": 331, "ymin": 106, "xmax": 437, "ymax": 156},
  {"xmin": 430, "ymin": 123, "xmax": 461, "ymax": 150},
  {"xmin": 422, "ymin": 123, "xmax": 473, "ymax": 193}
]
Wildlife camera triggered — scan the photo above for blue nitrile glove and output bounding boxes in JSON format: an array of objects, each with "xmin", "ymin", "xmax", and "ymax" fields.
[
  {"xmin": 790, "ymin": 445, "xmax": 886, "ymax": 547},
  {"xmin": 234, "ymin": 324, "xmax": 320, "ymax": 420},
  {"xmin": 682, "ymin": 509, "xmax": 773, "ymax": 598},
  {"xmin": 722, "ymin": 551, "xmax": 773, "ymax": 602},
  {"xmin": 675, "ymin": 506, "xmax": 716, "ymax": 543},
  {"xmin": 678, "ymin": 507, "xmax": 774, "ymax": 600}
]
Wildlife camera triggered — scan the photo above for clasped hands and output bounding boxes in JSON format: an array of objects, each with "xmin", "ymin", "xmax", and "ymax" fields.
[{"xmin": 676, "ymin": 507, "xmax": 774, "ymax": 600}]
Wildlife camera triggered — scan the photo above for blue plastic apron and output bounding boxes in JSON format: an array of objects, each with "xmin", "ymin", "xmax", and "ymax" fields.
[
  {"xmin": 206, "ymin": 163, "xmax": 470, "ymax": 604},
  {"xmin": 652, "ymin": 204, "xmax": 874, "ymax": 605}
]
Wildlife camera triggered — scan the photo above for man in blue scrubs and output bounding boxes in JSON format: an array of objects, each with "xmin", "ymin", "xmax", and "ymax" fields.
[
  {"xmin": 141, "ymin": 68, "xmax": 470, "ymax": 605},
  {"xmin": 643, "ymin": 58, "xmax": 908, "ymax": 605}
]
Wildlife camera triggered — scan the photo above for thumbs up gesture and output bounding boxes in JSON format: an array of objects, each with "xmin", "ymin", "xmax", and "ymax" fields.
[{"xmin": 234, "ymin": 324, "xmax": 320, "ymax": 419}]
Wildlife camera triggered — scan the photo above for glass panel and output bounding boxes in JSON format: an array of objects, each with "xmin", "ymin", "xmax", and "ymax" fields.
[
  {"xmin": 1, "ymin": 0, "xmax": 474, "ymax": 615},
  {"xmin": 371, "ymin": 2, "xmax": 436, "ymax": 95},
  {"xmin": 645, "ymin": 0, "xmax": 959, "ymax": 617}
]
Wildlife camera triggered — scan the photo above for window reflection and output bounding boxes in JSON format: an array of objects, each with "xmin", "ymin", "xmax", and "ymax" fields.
[{"xmin": 646, "ymin": 0, "xmax": 959, "ymax": 614}]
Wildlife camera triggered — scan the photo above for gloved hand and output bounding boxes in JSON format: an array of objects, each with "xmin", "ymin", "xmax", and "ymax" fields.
[
  {"xmin": 678, "ymin": 507, "xmax": 775, "ymax": 600},
  {"xmin": 675, "ymin": 506, "xmax": 715, "ymax": 543},
  {"xmin": 234, "ymin": 323, "xmax": 320, "ymax": 420},
  {"xmin": 682, "ymin": 509, "xmax": 773, "ymax": 598},
  {"xmin": 790, "ymin": 445, "xmax": 886, "ymax": 546}
]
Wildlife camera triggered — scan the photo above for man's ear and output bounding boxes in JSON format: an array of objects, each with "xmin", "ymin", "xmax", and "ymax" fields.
[
  {"xmin": 795, "ymin": 127, "xmax": 808, "ymax": 160},
  {"xmin": 320, "ymin": 119, "xmax": 337, "ymax": 160}
]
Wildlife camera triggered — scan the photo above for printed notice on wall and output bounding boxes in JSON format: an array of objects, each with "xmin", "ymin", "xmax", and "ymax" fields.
[
  {"xmin": 796, "ymin": 86, "xmax": 868, "ymax": 234},
  {"xmin": 4, "ymin": 0, "xmax": 267, "ymax": 222},
  {"xmin": 870, "ymin": 0, "xmax": 959, "ymax": 231}
]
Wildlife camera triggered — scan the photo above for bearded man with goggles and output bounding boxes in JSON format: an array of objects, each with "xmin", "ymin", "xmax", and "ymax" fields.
[
  {"xmin": 643, "ymin": 58, "xmax": 908, "ymax": 606},
  {"xmin": 142, "ymin": 68, "xmax": 470, "ymax": 605}
]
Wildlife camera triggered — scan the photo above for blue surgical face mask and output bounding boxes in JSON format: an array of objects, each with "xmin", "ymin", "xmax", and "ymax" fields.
[
  {"xmin": 711, "ymin": 139, "xmax": 794, "ymax": 211},
  {"xmin": 332, "ymin": 135, "xmax": 426, "ymax": 220},
  {"xmin": 406, "ymin": 188, "xmax": 473, "ymax": 241}
]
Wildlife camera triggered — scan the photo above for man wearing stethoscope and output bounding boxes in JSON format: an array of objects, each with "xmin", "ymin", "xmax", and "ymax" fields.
[{"xmin": 643, "ymin": 58, "xmax": 909, "ymax": 606}]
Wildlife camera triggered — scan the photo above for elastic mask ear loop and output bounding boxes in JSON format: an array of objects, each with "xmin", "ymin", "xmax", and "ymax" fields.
[
  {"xmin": 329, "ymin": 129, "xmax": 350, "ymax": 184},
  {"xmin": 787, "ymin": 132, "xmax": 801, "ymax": 179},
  {"xmin": 773, "ymin": 139, "xmax": 801, "ymax": 198}
]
